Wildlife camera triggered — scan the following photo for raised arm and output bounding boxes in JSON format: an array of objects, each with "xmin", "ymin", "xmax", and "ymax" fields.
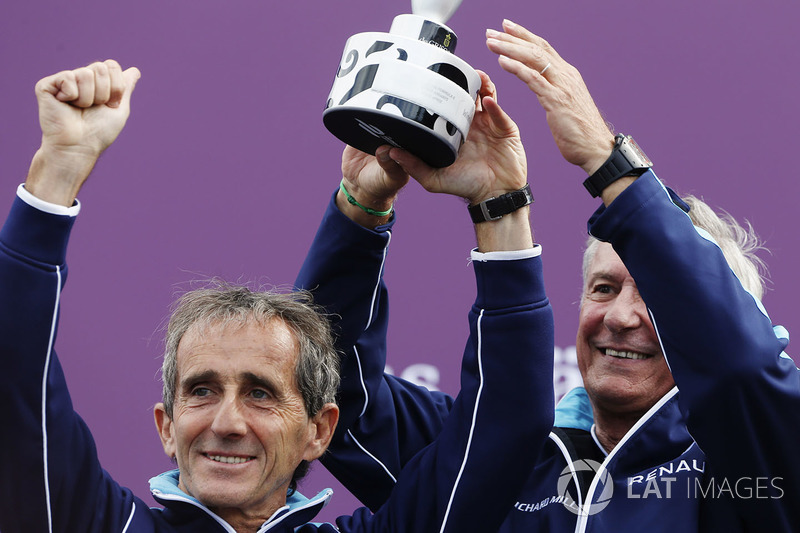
[
  {"xmin": 488, "ymin": 19, "xmax": 800, "ymax": 530},
  {"xmin": 322, "ymin": 71, "xmax": 553, "ymax": 532},
  {"xmin": 0, "ymin": 60, "xmax": 139, "ymax": 533},
  {"xmin": 296, "ymin": 70, "xmax": 547, "ymax": 516},
  {"xmin": 336, "ymin": 225, "xmax": 554, "ymax": 532}
]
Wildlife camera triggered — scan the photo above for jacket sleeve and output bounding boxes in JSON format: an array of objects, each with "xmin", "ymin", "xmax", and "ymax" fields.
[
  {"xmin": 294, "ymin": 191, "xmax": 456, "ymax": 511},
  {"xmin": 334, "ymin": 244, "xmax": 555, "ymax": 532},
  {"xmin": 0, "ymin": 194, "xmax": 137, "ymax": 533},
  {"xmin": 589, "ymin": 171, "xmax": 800, "ymax": 531}
]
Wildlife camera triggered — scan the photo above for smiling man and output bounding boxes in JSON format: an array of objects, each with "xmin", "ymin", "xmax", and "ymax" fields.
[
  {"xmin": 297, "ymin": 18, "xmax": 800, "ymax": 533},
  {"xmin": 575, "ymin": 240, "xmax": 677, "ymax": 450},
  {"xmin": 151, "ymin": 290, "xmax": 340, "ymax": 532},
  {"xmin": 0, "ymin": 59, "xmax": 553, "ymax": 533}
]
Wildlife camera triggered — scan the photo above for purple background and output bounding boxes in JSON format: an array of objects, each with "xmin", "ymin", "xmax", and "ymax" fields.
[{"xmin": 2, "ymin": 0, "xmax": 798, "ymax": 523}]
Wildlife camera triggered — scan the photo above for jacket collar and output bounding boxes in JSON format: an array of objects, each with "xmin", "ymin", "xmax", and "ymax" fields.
[
  {"xmin": 149, "ymin": 469, "xmax": 333, "ymax": 532},
  {"xmin": 554, "ymin": 387, "xmax": 693, "ymax": 471}
]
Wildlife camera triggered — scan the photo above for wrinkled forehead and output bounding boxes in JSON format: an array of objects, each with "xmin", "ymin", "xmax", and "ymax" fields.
[{"xmin": 176, "ymin": 317, "xmax": 300, "ymax": 374}]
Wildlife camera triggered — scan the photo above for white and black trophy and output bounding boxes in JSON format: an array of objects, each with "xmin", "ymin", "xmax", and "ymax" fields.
[{"xmin": 323, "ymin": 0, "xmax": 480, "ymax": 168}]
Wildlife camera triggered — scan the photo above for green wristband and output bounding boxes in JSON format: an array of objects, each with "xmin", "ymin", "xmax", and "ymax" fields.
[{"xmin": 339, "ymin": 180, "xmax": 393, "ymax": 217}]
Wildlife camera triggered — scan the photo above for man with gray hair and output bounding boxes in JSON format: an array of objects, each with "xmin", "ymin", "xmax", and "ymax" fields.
[
  {"xmin": 0, "ymin": 59, "xmax": 553, "ymax": 533},
  {"xmin": 298, "ymin": 19, "xmax": 800, "ymax": 533},
  {"xmin": 153, "ymin": 283, "xmax": 342, "ymax": 505}
]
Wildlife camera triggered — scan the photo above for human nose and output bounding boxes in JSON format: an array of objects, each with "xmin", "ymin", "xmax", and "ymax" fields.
[
  {"xmin": 210, "ymin": 395, "xmax": 248, "ymax": 439},
  {"xmin": 603, "ymin": 285, "xmax": 646, "ymax": 333}
]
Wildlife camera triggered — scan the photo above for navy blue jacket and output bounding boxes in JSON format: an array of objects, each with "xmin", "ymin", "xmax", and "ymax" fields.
[
  {"xmin": 295, "ymin": 173, "xmax": 800, "ymax": 532},
  {"xmin": 0, "ymin": 186, "xmax": 554, "ymax": 532}
]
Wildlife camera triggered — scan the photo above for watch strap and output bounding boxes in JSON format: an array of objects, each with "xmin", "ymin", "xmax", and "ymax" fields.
[{"xmin": 468, "ymin": 184, "xmax": 533, "ymax": 223}]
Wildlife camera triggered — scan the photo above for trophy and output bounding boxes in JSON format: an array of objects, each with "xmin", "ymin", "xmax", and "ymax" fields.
[{"xmin": 323, "ymin": 0, "xmax": 480, "ymax": 167}]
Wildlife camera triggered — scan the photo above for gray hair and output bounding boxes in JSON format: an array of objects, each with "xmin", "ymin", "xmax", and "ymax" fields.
[
  {"xmin": 161, "ymin": 281, "xmax": 340, "ymax": 419},
  {"xmin": 582, "ymin": 194, "xmax": 768, "ymax": 299}
]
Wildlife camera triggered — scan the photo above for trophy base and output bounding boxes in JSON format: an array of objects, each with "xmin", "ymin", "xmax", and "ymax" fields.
[{"xmin": 323, "ymin": 106, "xmax": 458, "ymax": 168}]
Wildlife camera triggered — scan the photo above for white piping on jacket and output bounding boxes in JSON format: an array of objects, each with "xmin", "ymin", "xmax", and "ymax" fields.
[
  {"xmin": 153, "ymin": 487, "xmax": 332, "ymax": 532},
  {"xmin": 574, "ymin": 387, "xmax": 679, "ymax": 533},
  {"xmin": 357, "ymin": 231, "xmax": 391, "ymax": 419},
  {"xmin": 354, "ymin": 345, "xmax": 369, "ymax": 419},
  {"xmin": 41, "ymin": 266, "xmax": 62, "ymax": 533},
  {"xmin": 589, "ymin": 425, "xmax": 609, "ymax": 457},
  {"xmin": 346, "ymin": 429, "xmax": 398, "ymax": 483},
  {"xmin": 439, "ymin": 309, "xmax": 486, "ymax": 533},
  {"xmin": 548, "ymin": 431, "xmax": 584, "ymax": 513},
  {"xmin": 121, "ymin": 502, "xmax": 136, "ymax": 532},
  {"xmin": 365, "ymin": 231, "xmax": 391, "ymax": 330},
  {"xmin": 152, "ymin": 491, "xmax": 237, "ymax": 532},
  {"xmin": 259, "ymin": 489, "xmax": 333, "ymax": 531},
  {"xmin": 350, "ymin": 231, "xmax": 396, "ymax": 483}
]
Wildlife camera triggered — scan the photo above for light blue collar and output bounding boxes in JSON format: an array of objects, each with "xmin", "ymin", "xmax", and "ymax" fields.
[
  {"xmin": 149, "ymin": 469, "xmax": 333, "ymax": 529},
  {"xmin": 554, "ymin": 387, "xmax": 594, "ymax": 431}
]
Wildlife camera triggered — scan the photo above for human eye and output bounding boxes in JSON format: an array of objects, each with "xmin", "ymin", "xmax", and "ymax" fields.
[
  {"xmin": 190, "ymin": 386, "xmax": 213, "ymax": 397},
  {"xmin": 250, "ymin": 388, "xmax": 273, "ymax": 401},
  {"xmin": 586, "ymin": 281, "xmax": 617, "ymax": 301},
  {"xmin": 592, "ymin": 283, "xmax": 613, "ymax": 294}
]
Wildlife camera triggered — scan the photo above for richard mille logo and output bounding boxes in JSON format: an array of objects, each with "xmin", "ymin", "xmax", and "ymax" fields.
[{"xmin": 515, "ymin": 460, "xmax": 613, "ymax": 517}]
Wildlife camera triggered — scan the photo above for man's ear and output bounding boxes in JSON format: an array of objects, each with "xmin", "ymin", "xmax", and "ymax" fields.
[
  {"xmin": 302, "ymin": 403, "xmax": 339, "ymax": 463},
  {"xmin": 154, "ymin": 403, "xmax": 176, "ymax": 459}
]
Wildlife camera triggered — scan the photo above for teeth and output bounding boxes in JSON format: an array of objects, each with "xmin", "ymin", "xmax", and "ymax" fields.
[
  {"xmin": 208, "ymin": 455, "xmax": 251, "ymax": 464},
  {"xmin": 605, "ymin": 348, "xmax": 649, "ymax": 360}
]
